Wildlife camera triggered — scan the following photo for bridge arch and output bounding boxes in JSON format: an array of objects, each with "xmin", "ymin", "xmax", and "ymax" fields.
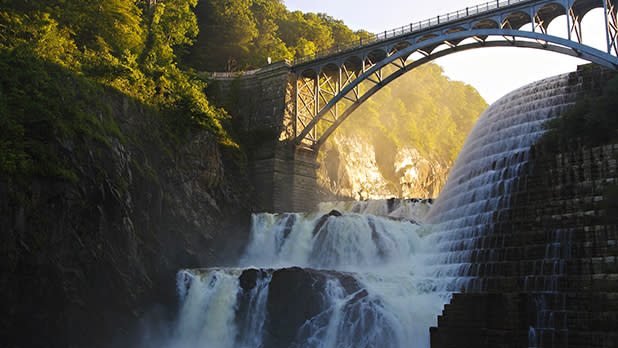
[
  {"xmin": 502, "ymin": 11, "xmax": 533, "ymax": 29},
  {"xmin": 293, "ymin": 0, "xmax": 618, "ymax": 149}
]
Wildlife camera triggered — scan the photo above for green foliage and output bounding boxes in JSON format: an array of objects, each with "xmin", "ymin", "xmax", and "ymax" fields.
[
  {"xmin": 0, "ymin": 9, "xmax": 78, "ymax": 66},
  {"xmin": 183, "ymin": 0, "xmax": 371, "ymax": 71},
  {"xmin": 0, "ymin": 0, "xmax": 243, "ymax": 186},
  {"xmin": 0, "ymin": 0, "xmax": 235, "ymax": 144},
  {"xmin": 539, "ymin": 75, "xmax": 618, "ymax": 152},
  {"xmin": 334, "ymin": 64, "xmax": 487, "ymax": 168},
  {"xmin": 0, "ymin": 48, "xmax": 110, "ymax": 182}
]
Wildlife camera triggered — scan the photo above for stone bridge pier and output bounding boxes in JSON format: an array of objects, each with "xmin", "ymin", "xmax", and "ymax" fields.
[{"xmin": 208, "ymin": 61, "xmax": 318, "ymax": 212}]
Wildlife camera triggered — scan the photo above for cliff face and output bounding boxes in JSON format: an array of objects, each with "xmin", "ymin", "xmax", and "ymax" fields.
[
  {"xmin": 0, "ymin": 90, "xmax": 250, "ymax": 347},
  {"xmin": 318, "ymin": 134, "xmax": 448, "ymax": 200}
]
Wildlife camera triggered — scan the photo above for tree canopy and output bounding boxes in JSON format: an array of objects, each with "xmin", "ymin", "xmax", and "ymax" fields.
[
  {"xmin": 329, "ymin": 63, "xmax": 487, "ymax": 187},
  {"xmin": 0, "ymin": 0, "xmax": 229, "ymax": 136},
  {"xmin": 0, "ymin": 0, "xmax": 487, "ymax": 188},
  {"xmin": 0, "ymin": 0, "xmax": 233, "ymax": 182},
  {"xmin": 183, "ymin": 0, "xmax": 371, "ymax": 71}
]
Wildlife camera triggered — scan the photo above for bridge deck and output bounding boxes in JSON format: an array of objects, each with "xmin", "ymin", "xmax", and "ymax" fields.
[{"xmin": 293, "ymin": 0, "xmax": 609, "ymax": 69}]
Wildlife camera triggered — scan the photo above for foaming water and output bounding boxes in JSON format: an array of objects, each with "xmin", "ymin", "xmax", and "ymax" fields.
[
  {"xmin": 171, "ymin": 270, "xmax": 241, "ymax": 348},
  {"xmin": 162, "ymin": 71, "xmax": 584, "ymax": 348},
  {"xmin": 165, "ymin": 206, "xmax": 451, "ymax": 348},
  {"xmin": 318, "ymin": 198, "xmax": 433, "ymax": 222},
  {"xmin": 241, "ymin": 212, "xmax": 424, "ymax": 270}
]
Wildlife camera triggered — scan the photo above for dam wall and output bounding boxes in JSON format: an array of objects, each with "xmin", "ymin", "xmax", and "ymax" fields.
[{"xmin": 430, "ymin": 66, "xmax": 618, "ymax": 348}]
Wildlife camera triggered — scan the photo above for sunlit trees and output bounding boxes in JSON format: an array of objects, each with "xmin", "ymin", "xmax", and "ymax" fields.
[
  {"xmin": 334, "ymin": 64, "xmax": 487, "ymax": 171},
  {"xmin": 0, "ymin": 0, "xmax": 234, "ymax": 169},
  {"xmin": 184, "ymin": 0, "xmax": 371, "ymax": 71},
  {"xmin": 0, "ymin": 0, "xmax": 488, "ymax": 184}
]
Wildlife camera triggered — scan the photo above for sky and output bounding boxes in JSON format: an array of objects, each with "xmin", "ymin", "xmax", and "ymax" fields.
[{"xmin": 283, "ymin": 0, "xmax": 607, "ymax": 104}]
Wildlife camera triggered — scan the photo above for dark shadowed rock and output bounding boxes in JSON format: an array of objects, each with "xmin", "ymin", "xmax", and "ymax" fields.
[
  {"xmin": 328, "ymin": 209, "xmax": 342, "ymax": 217},
  {"xmin": 239, "ymin": 268, "xmax": 267, "ymax": 292},
  {"xmin": 312, "ymin": 209, "xmax": 343, "ymax": 237},
  {"xmin": 263, "ymin": 267, "xmax": 360, "ymax": 347},
  {"xmin": 276, "ymin": 214, "xmax": 297, "ymax": 251}
]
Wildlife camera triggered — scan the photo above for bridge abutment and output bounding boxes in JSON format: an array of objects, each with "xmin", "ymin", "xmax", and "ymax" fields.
[
  {"xmin": 209, "ymin": 61, "xmax": 318, "ymax": 212},
  {"xmin": 250, "ymin": 141, "xmax": 318, "ymax": 212}
]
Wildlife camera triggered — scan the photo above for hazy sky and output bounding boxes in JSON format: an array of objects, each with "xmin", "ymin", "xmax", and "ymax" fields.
[{"xmin": 283, "ymin": 0, "xmax": 606, "ymax": 103}]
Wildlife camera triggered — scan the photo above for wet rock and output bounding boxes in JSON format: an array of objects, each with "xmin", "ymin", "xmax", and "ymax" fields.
[
  {"xmin": 387, "ymin": 197, "xmax": 397, "ymax": 212},
  {"xmin": 311, "ymin": 210, "xmax": 342, "ymax": 237},
  {"xmin": 277, "ymin": 214, "xmax": 297, "ymax": 251},
  {"xmin": 239, "ymin": 268, "xmax": 265, "ymax": 292},
  {"xmin": 367, "ymin": 217, "xmax": 385, "ymax": 259},
  {"xmin": 263, "ymin": 267, "xmax": 360, "ymax": 347},
  {"xmin": 282, "ymin": 214, "xmax": 297, "ymax": 239}
]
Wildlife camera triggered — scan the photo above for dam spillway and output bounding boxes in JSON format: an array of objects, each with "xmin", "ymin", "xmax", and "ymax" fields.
[
  {"xmin": 429, "ymin": 66, "xmax": 618, "ymax": 347},
  {"xmin": 159, "ymin": 66, "xmax": 617, "ymax": 348}
]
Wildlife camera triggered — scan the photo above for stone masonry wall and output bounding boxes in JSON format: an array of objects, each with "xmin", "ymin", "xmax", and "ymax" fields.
[
  {"xmin": 431, "ymin": 143, "xmax": 618, "ymax": 348},
  {"xmin": 430, "ymin": 66, "xmax": 618, "ymax": 348},
  {"xmin": 209, "ymin": 62, "xmax": 318, "ymax": 212}
]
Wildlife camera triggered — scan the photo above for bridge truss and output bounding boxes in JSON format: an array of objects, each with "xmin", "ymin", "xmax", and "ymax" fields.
[{"xmin": 292, "ymin": 0, "xmax": 618, "ymax": 149}]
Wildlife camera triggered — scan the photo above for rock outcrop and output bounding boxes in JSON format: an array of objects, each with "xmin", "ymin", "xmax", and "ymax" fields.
[
  {"xmin": 0, "ymin": 90, "xmax": 251, "ymax": 347},
  {"xmin": 318, "ymin": 134, "xmax": 448, "ymax": 201},
  {"xmin": 236, "ymin": 267, "xmax": 362, "ymax": 348}
]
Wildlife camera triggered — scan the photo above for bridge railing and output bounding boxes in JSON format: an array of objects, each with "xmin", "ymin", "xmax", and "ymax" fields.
[{"xmin": 294, "ymin": 0, "xmax": 529, "ymax": 65}]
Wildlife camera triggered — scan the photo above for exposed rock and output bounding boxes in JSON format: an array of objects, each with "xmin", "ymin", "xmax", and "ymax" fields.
[
  {"xmin": 311, "ymin": 210, "xmax": 343, "ymax": 237},
  {"xmin": 0, "ymin": 92, "xmax": 251, "ymax": 347},
  {"xmin": 239, "ymin": 268, "xmax": 264, "ymax": 292},
  {"xmin": 317, "ymin": 134, "xmax": 449, "ymax": 200},
  {"xmin": 328, "ymin": 209, "xmax": 342, "ymax": 217},
  {"xmin": 281, "ymin": 213, "xmax": 297, "ymax": 242},
  {"xmin": 263, "ymin": 267, "xmax": 360, "ymax": 347}
]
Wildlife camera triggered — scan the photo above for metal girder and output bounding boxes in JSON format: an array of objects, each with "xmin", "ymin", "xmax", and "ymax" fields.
[
  {"xmin": 292, "ymin": 0, "xmax": 618, "ymax": 149},
  {"xmin": 569, "ymin": 7, "xmax": 583, "ymax": 43},
  {"xmin": 604, "ymin": 0, "xmax": 618, "ymax": 55}
]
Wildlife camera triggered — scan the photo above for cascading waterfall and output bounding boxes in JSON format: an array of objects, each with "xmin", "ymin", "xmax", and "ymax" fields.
[
  {"xmin": 425, "ymin": 73, "xmax": 582, "ymax": 292},
  {"xmin": 165, "ymin": 199, "xmax": 451, "ymax": 348},
  {"xmin": 525, "ymin": 228, "xmax": 573, "ymax": 348},
  {"xmin": 426, "ymin": 71, "xmax": 584, "ymax": 347},
  {"xmin": 161, "ymin": 71, "xmax": 586, "ymax": 348}
]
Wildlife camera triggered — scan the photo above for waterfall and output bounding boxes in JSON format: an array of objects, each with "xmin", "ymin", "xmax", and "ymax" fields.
[
  {"xmin": 164, "ymin": 198, "xmax": 454, "ymax": 348},
  {"xmin": 425, "ymin": 70, "xmax": 585, "ymax": 347},
  {"xmin": 425, "ymin": 73, "xmax": 581, "ymax": 292},
  {"xmin": 160, "ymin": 71, "xmax": 587, "ymax": 348}
]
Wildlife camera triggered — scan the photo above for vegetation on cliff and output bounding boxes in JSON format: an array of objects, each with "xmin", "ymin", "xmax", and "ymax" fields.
[
  {"xmin": 540, "ymin": 72, "xmax": 618, "ymax": 151},
  {"xmin": 0, "ymin": 0, "xmax": 234, "ymax": 179},
  {"xmin": 319, "ymin": 64, "xmax": 487, "ymax": 199}
]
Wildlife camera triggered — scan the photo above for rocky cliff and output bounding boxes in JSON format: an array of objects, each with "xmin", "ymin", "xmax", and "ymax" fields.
[
  {"xmin": 318, "ymin": 134, "xmax": 448, "ymax": 200},
  {"xmin": 0, "ymin": 82, "xmax": 251, "ymax": 347}
]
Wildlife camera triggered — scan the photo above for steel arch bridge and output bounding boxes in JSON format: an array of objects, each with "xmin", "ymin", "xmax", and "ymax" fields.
[{"xmin": 291, "ymin": 0, "xmax": 618, "ymax": 150}]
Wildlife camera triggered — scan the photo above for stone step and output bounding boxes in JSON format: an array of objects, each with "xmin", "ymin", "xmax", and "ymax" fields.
[{"xmin": 567, "ymin": 330, "xmax": 618, "ymax": 347}]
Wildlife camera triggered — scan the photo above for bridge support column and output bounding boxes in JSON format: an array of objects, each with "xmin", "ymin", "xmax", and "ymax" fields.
[
  {"xmin": 208, "ymin": 61, "xmax": 321, "ymax": 212},
  {"xmin": 289, "ymin": 146, "xmax": 319, "ymax": 212},
  {"xmin": 251, "ymin": 141, "xmax": 318, "ymax": 213}
]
